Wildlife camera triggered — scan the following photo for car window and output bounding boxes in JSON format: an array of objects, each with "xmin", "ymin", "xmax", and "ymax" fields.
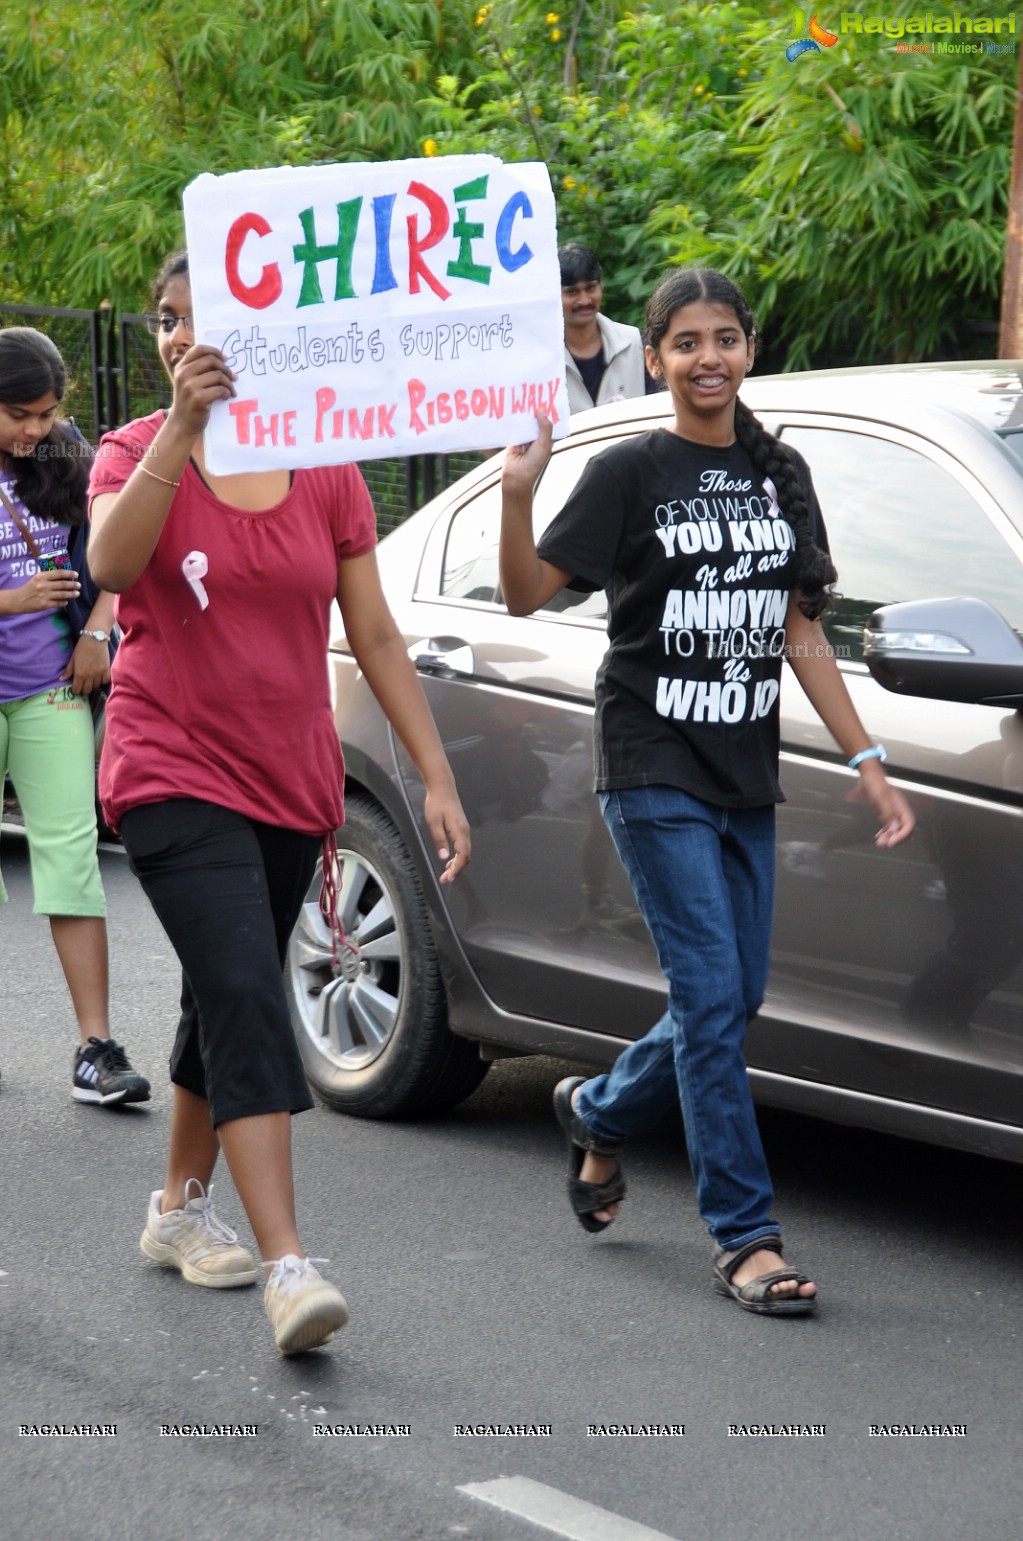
[
  {"xmin": 440, "ymin": 437, "xmax": 620, "ymax": 620},
  {"xmin": 439, "ymin": 483, "xmax": 503, "ymax": 604},
  {"xmin": 999, "ymin": 430, "xmax": 1023, "ymax": 473},
  {"xmin": 781, "ymin": 425, "xmax": 1023, "ymax": 663}
]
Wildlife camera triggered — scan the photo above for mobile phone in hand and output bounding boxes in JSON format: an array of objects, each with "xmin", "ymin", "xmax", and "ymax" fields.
[{"xmin": 38, "ymin": 551, "xmax": 72, "ymax": 572}]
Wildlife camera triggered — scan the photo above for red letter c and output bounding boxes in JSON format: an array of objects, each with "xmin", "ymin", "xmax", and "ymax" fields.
[{"xmin": 225, "ymin": 213, "xmax": 283, "ymax": 309}]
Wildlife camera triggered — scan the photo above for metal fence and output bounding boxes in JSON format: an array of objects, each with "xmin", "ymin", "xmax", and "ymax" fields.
[
  {"xmin": 0, "ymin": 302, "xmax": 480, "ymax": 532},
  {"xmin": 368, "ymin": 450, "xmax": 487, "ymax": 535},
  {"xmin": 0, "ymin": 303, "xmax": 106, "ymax": 446}
]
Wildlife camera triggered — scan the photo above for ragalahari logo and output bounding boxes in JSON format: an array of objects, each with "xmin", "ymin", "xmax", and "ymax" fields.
[{"xmin": 786, "ymin": 11, "xmax": 839, "ymax": 60}]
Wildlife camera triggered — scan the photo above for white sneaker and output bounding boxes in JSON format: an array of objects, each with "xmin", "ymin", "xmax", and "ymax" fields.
[
  {"xmin": 264, "ymin": 1255, "xmax": 349, "ymax": 1355},
  {"xmin": 140, "ymin": 1179, "xmax": 259, "ymax": 1288}
]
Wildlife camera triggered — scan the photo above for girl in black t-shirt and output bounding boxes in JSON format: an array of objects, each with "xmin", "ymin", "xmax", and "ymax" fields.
[{"xmin": 500, "ymin": 268, "xmax": 914, "ymax": 1315}]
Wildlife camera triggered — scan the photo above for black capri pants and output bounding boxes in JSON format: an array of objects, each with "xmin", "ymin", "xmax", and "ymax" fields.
[{"xmin": 120, "ymin": 798, "xmax": 322, "ymax": 1127}]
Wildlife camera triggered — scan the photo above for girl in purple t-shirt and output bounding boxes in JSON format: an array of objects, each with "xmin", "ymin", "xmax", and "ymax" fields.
[{"xmin": 0, "ymin": 326, "xmax": 149, "ymax": 1105}]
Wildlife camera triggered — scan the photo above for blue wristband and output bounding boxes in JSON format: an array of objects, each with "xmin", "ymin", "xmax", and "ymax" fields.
[{"xmin": 848, "ymin": 744, "xmax": 887, "ymax": 770}]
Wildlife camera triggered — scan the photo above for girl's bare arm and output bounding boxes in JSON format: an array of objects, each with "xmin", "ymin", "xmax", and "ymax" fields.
[{"xmin": 785, "ymin": 600, "xmax": 915, "ymax": 848}]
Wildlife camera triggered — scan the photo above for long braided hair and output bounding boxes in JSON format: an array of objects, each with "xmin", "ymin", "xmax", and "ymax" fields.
[
  {"xmin": 645, "ymin": 268, "xmax": 836, "ymax": 620},
  {"xmin": 0, "ymin": 327, "xmax": 89, "ymax": 527}
]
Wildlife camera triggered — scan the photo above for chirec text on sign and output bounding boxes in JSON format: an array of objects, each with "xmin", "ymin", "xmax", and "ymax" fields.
[{"xmin": 183, "ymin": 156, "xmax": 566, "ymax": 473}]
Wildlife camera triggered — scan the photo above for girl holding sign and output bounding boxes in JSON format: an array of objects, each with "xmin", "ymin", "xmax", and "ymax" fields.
[
  {"xmin": 0, "ymin": 327, "xmax": 149, "ymax": 1106},
  {"xmin": 88, "ymin": 252, "xmax": 470, "ymax": 1355},
  {"xmin": 500, "ymin": 268, "xmax": 914, "ymax": 1315}
]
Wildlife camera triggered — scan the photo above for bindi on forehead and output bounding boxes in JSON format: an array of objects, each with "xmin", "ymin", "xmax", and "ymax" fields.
[{"xmin": 675, "ymin": 324, "xmax": 740, "ymax": 335}]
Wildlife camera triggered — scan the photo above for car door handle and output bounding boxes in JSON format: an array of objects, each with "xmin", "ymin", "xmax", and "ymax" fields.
[{"xmin": 409, "ymin": 636, "xmax": 477, "ymax": 677}]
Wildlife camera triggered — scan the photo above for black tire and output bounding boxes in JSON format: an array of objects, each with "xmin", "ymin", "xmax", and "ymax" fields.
[{"xmin": 284, "ymin": 791, "xmax": 488, "ymax": 1118}]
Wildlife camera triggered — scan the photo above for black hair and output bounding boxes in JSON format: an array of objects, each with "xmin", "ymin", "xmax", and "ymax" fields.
[
  {"xmin": 645, "ymin": 268, "xmax": 836, "ymax": 620},
  {"xmin": 558, "ymin": 242, "xmax": 602, "ymax": 288},
  {"xmin": 152, "ymin": 249, "xmax": 189, "ymax": 306},
  {"xmin": 0, "ymin": 327, "xmax": 89, "ymax": 526}
]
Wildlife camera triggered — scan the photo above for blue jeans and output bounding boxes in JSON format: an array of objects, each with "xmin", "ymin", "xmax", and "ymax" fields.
[{"xmin": 575, "ymin": 785, "xmax": 780, "ymax": 1252}]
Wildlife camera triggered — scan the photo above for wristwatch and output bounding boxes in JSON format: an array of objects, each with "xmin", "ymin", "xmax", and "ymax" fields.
[{"xmin": 80, "ymin": 629, "xmax": 111, "ymax": 644}]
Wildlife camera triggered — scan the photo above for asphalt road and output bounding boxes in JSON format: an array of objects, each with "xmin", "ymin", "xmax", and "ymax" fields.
[{"xmin": 1, "ymin": 832, "xmax": 1020, "ymax": 1541}]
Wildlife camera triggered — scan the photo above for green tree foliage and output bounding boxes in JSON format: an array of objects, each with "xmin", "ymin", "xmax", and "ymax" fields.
[
  {"xmin": 1, "ymin": 1, "xmax": 1017, "ymax": 367},
  {"xmin": 0, "ymin": 0, "xmax": 475, "ymax": 307},
  {"xmin": 651, "ymin": 7, "xmax": 1017, "ymax": 367},
  {"xmin": 426, "ymin": 1, "xmax": 765, "ymax": 329},
  {"xmin": 424, "ymin": 1, "xmax": 1017, "ymax": 366}
]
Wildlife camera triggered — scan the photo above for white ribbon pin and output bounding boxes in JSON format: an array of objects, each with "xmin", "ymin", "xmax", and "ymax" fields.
[
  {"xmin": 762, "ymin": 476, "xmax": 781, "ymax": 519},
  {"xmin": 181, "ymin": 550, "xmax": 209, "ymax": 611}
]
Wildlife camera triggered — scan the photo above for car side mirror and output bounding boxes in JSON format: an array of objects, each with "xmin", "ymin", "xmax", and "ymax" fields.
[{"xmin": 863, "ymin": 596, "xmax": 1023, "ymax": 710}]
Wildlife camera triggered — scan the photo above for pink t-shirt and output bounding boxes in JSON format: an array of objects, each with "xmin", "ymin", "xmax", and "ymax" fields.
[{"xmin": 89, "ymin": 412, "xmax": 377, "ymax": 834}]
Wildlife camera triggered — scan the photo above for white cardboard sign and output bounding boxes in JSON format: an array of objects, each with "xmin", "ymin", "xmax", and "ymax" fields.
[{"xmin": 182, "ymin": 156, "xmax": 567, "ymax": 473}]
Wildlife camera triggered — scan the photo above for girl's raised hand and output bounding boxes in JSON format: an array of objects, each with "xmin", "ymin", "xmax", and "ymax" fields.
[
  {"xmin": 166, "ymin": 344, "xmax": 236, "ymax": 436},
  {"xmin": 502, "ymin": 411, "xmax": 553, "ymax": 498}
]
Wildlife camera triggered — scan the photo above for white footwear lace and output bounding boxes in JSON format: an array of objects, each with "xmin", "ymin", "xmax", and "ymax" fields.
[
  {"xmin": 263, "ymin": 1254, "xmax": 349, "ymax": 1355},
  {"xmin": 264, "ymin": 1253, "xmax": 330, "ymax": 1287},
  {"xmin": 140, "ymin": 1178, "xmax": 259, "ymax": 1288},
  {"xmin": 181, "ymin": 1178, "xmax": 242, "ymax": 1245}
]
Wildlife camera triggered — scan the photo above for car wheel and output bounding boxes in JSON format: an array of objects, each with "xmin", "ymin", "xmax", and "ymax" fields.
[{"xmin": 284, "ymin": 791, "xmax": 489, "ymax": 1117}]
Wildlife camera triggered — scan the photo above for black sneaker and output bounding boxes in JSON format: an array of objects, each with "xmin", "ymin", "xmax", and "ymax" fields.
[{"xmin": 72, "ymin": 1037, "xmax": 151, "ymax": 1105}]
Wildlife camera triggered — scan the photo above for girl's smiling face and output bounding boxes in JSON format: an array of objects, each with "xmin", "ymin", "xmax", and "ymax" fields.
[
  {"xmin": 0, "ymin": 391, "xmax": 60, "ymax": 463},
  {"xmin": 155, "ymin": 275, "xmax": 195, "ymax": 381},
  {"xmin": 646, "ymin": 300, "xmax": 755, "ymax": 442}
]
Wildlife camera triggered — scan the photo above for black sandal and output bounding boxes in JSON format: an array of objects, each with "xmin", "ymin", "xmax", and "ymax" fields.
[
  {"xmin": 553, "ymin": 1076, "xmax": 626, "ymax": 1233},
  {"xmin": 713, "ymin": 1235, "xmax": 818, "ymax": 1315}
]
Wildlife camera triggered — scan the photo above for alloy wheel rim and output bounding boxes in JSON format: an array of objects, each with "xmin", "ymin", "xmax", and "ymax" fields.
[{"xmin": 288, "ymin": 847, "xmax": 403, "ymax": 1071}]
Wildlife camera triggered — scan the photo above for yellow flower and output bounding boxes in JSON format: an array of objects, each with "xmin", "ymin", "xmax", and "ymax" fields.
[
  {"xmin": 475, "ymin": 5, "xmax": 489, "ymax": 25},
  {"xmin": 694, "ymin": 83, "xmax": 705, "ymax": 95},
  {"xmin": 738, "ymin": 67, "xmax": 748, "ymax": 77},
  {"xmin": 422, "ymin": 138, "xmax": 439, "ymax": 157},
  {"xmin": 532, "ymin": 105, "xmax": 542, "ymax": 115},
  {"xmin": 563, "ymin": 175, "xmax": 577, "ymax": 189},
  {"xmin": 546, "ymin": 10, "xmax": 560, "ymax": 21},
  {"xmin": 550, "ymin": 27, "xmax": 562, "ymax": 40}
]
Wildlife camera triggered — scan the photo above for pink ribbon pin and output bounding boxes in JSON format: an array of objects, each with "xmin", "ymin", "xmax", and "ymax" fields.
[{"xmin": 181, "ymin": 550, "xmax": 209, "ymax": 611}]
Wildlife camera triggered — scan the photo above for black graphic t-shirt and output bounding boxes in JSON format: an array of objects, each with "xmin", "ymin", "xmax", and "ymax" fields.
[{"xmin": 536, "ymin": 429, "xmax": 828, "ymax": 808}]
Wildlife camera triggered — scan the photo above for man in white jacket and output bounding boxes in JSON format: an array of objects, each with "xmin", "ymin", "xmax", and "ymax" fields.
[{"xmin": 559, "ymin": 242, "xmax": 654, "ymax": 414}]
